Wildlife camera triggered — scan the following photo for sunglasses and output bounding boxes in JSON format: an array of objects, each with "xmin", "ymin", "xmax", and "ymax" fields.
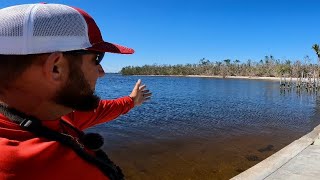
[{"xmin": 63, "ymin": 50, "xmax": 105, "ymax": 65}]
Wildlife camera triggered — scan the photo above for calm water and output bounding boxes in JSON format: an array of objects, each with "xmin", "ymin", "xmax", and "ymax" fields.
[{"xmin": 88, "ymin": 74, "xmax": 320, "ymax": 180}]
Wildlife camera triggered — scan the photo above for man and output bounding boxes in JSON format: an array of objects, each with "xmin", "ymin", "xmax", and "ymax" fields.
[{"xmin": 0, "ymin": 3, "xmax": 151, "ymax": 180}]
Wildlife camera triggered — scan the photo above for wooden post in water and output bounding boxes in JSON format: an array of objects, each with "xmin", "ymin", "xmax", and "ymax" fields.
[
  {"xmin": 313, "ymin": 70, "xmax": 316, "ymax": 89},
  {"xmin": 297, "ymin": 73, "xmax": 301, "ymax": 89},
  {"xmin": 302, "ymin": 71, "xmax": 304, "ymax": 89},
  {"xmin": 280, "ymin": 74, "xmax": 286, "ymax": 89},
  {"xmin": 284, "ymin": 77, "xmax": 286, "ymax": 89},
  {"xmin": 315, "ymin": 72, "xmax": 319, "ymax": 92}
]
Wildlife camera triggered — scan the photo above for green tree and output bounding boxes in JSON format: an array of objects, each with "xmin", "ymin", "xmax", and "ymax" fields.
[
  {"xmin": 312, "ymin": 44, "xmax": 320, "ymax": 77},
  {"xmin": 224, "ymin": 59, "xmax": 231, "ymax": 65},
  {"xmin": 199, "ymin": 58, "xmax": 210, "ymax": 65},
  {"xmin": 312, "ymin": 44, "xmax": 320, "ymax": 63}
]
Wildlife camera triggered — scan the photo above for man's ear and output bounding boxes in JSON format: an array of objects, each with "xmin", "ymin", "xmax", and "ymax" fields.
[{"xmin": 43, "ymin": 52, "xmax": 68, "ymax": 84}]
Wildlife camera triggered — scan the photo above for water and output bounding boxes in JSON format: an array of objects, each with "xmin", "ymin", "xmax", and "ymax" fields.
[{"xmin": 88, "ymin": 74, "xmax": 320, "ymax": 180}]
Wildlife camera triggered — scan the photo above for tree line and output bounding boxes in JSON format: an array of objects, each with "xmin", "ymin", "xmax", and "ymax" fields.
[{"xmin": 121, "ymin": 44, "xmax": 320, "ymax": 78}]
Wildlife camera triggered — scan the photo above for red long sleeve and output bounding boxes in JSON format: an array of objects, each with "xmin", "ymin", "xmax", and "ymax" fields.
[
  {"xmin": 0, "ymin": 96, "xmax": 134, "ymax": 180},
  {"xmin": 63, "ymin": 96, "xmax": 134, "ymax": 130}
]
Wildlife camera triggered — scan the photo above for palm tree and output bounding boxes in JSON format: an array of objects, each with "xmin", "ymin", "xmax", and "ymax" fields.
[
  {"xmin": 312, "ymin": 44, "xmax": 320, "ymax": 64},
  {"xmin": 312, "ymin": 44, "xmax": 320, "ymax": 78},
  {"xmin": 223, "ymin": 59, "xmax": 231, "ymax": 65}
]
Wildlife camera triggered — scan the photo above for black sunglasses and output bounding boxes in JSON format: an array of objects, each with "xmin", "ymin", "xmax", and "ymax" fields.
[{"xmin": 63, "ymin": 50, "xmax": 105, "ymax": 65}]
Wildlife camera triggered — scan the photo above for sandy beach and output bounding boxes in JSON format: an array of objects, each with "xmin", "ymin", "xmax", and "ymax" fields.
[
  {"xmin": 137, "ymin": 74, "xmax": 302, "ymax": 82},
  {"xmin": 185, "ymin": 75, "xmax": 290, "ymax": 81}
]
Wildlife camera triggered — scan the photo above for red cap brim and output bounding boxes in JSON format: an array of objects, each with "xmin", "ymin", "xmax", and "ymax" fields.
[{"xmin": 88, "ymin": 41, "xmax": 134, "ymax": 54}]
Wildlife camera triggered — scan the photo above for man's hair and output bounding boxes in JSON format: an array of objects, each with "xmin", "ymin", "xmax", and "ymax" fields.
[{"xmin": 0, "ymin": 54, "xmax": 43, "ymax": 92}]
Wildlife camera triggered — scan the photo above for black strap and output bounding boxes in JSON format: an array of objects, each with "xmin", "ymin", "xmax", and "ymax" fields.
[{"xmin": 0, "ymin": 104, "xmax": 124, "ymax": 180}]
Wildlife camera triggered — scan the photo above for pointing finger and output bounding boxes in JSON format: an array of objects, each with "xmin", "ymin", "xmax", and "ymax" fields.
[{"xmin": 134, "ymin": 79, "xmax": 141, "ymax": 90}]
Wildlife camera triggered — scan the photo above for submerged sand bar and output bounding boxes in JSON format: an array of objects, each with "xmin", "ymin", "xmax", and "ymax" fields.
[{"xmin": 231, "ymin": 124, "xmax": 320, "ymax": 180}]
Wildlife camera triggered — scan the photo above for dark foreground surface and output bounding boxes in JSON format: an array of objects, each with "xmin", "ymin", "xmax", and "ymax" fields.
[{"xmin": 87, "ymin": 74, "xmax": 320, "ymax": 180}]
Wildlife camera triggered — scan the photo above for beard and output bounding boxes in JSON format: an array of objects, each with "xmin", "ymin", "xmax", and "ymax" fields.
[{"xmin": 53, "ymin": 65, "xmax": 101, "ymax": 111}]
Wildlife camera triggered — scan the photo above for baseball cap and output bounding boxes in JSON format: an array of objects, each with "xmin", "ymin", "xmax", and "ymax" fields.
[{"xmin": 0, "ymin": 3, "xmax": 134, "ymax": 55}]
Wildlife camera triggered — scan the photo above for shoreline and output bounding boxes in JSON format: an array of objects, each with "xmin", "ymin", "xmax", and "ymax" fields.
[{"xmin": 131, "ymin": 74, "xmax": 300, "ymax": 82}]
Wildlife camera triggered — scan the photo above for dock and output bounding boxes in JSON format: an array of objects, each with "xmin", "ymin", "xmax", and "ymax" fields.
[{"xmin": 231, "ymin": 124, "xmax": 320, "ymax": 180}]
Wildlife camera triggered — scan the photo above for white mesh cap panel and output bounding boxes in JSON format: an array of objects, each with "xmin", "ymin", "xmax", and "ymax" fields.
[
  {"xmin": 0, "ymin": 4, "xmax": 92, "ymax": 55},
  {"xmin": 0, "ymin": 4, "xmax": 30, "ymax": 36},
  {"xmin": 33, "ymin": 4, "xmax": 87, "ymax": 36}
]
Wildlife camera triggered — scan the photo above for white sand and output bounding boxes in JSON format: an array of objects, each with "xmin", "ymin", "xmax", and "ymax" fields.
[{"xmin": 139, "ymin": 74, "xmax": 303, "ymax": 82}]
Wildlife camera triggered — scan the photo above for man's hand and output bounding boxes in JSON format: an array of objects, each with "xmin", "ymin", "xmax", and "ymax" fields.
[{"xmin": 129, "ymin": 79, "xmax": 152, "ymax": 106}]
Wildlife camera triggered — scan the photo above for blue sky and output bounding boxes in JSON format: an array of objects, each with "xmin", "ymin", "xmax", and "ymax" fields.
[{"xmin": 1, "ymin": 0, "xmax": 320, "ymax": 72}]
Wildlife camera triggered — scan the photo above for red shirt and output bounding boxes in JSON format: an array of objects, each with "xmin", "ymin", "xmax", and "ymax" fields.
[{"xmin": 0, "ymin": 96, "xmax": 134, "ymax": 180}]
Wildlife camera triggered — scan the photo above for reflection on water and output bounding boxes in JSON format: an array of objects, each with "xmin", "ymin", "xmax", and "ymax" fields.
[{"xmin": 87, "ymin": 74, "xmax": 320, "ymax": 180}]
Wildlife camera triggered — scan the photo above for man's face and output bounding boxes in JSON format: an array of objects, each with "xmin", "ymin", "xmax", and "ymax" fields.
[{"xmin": 53, "ymin": 58, "xmax": 101, "ymax": 111}]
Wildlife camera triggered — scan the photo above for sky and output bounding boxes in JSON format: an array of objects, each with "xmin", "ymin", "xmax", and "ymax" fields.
[{"xmin": 1, "ymin": 0, "xmax": 320, "ymax": 72}]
